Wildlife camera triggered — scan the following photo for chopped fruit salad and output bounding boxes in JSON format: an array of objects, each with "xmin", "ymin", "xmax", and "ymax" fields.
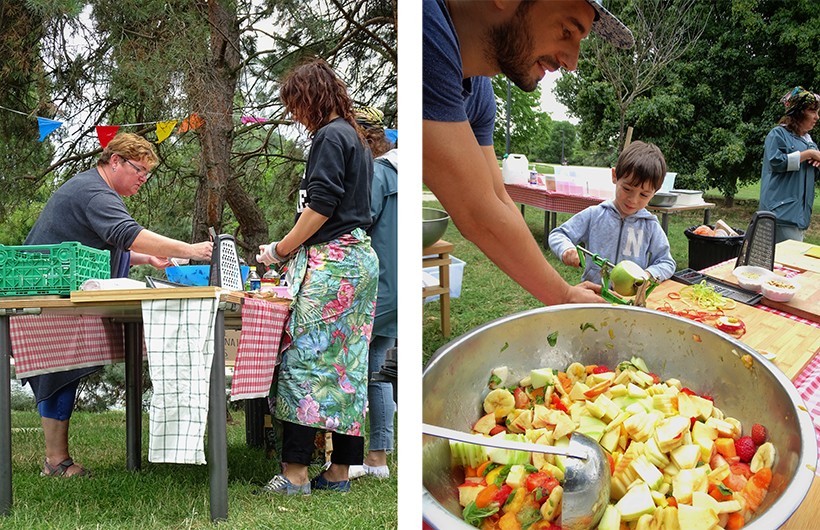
[{"xmin": 451, "ymin": 357, "xmax": 776, "ymax": 529}]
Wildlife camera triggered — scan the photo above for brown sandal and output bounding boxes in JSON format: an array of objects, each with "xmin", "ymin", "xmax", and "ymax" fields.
[{"xmin": 40, "ymin": 458, "xmax": 91, "ymax": 478}]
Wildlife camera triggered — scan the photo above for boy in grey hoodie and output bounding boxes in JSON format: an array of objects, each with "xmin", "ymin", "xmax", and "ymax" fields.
[{"xmin": 549, "ymin": 141, "xmax": 676, "ymax": 286}]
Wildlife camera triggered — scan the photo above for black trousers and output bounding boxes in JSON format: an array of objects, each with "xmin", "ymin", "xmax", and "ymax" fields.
[{"xmin": 281, "ymin": 420, "xmax": 364, "ymax": 466}]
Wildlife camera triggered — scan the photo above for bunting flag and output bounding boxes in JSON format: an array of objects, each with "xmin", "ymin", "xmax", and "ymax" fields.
[
  {"xmin": 1, "ymin": 105, "xmax": 287, "ymax": 144},
  {"xmin": 178, "ymin": 113, "xmax": 204, "ymax": 133},
  {"xmin": 37, "ymin": 117, "xmax": 63, "ymax": 142},
  {"xmin": 385, "ymin": 128, "xmax": 398, "ymax": 144},
  {"xmin": 240, "ymin": 116, "xmax": 266, "ymax": 125},
  {"xmin": 96, "ymin": 125, "xmax": 121, "ymax": 148},
  {"xmin": 156, "ymin": 120, "xmax": 178, "ymax": 143}
]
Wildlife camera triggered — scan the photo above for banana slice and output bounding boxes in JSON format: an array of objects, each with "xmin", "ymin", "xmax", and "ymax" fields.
[
  {"xmin": 566, "ymin": 362, "xmax": 587, "ymax": 384},
  {"xmin": 750, "ymin": 442, "xmax": 776, "ymax": 473},
  {"xmin": 483, "ymin": 388, "xmax": 515, "ymax": 420}
]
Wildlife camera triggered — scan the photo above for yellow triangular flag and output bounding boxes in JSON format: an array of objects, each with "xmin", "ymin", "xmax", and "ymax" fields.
[{"xmin": 156, "ymin": 120, "xmax": 178, "ymax": 144}]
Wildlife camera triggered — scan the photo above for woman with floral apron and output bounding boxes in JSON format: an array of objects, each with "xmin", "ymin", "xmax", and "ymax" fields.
[{"xmin": 257, "ymin": 58, "xmax": 378, "ymax": 495}]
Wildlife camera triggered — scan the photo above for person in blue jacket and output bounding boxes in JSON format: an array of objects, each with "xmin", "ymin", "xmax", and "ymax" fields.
[
  {"xmin": 350, "ymin": 107, "xmax": 397, "ymax": 480},
  {"xmin": 760, "ymin": 86, "xmax": 820, "ymax": 243},
  {"xmin": 549, "ymin": 141, "xmax": 676, "ymax": 286}
]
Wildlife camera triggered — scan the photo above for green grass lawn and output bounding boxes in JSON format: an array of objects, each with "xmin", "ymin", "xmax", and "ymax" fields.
[
  {"xmin": 422, "ymin": 190, "xmax": 820, "ymax": 363},
  {"xmin": 2, "ymin": 410, "xmax": 397, "ymax": 529}
]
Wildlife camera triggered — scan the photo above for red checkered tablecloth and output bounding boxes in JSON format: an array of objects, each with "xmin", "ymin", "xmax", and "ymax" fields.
[
  {"xmin": 792, "ymin": 353, "xmax": 820, "ymax": 462},
  {"xmin": 9, "ymin": 301, "xmax": 290, "ymax": 396},
  {"xmin": 229, "ymin": 298, "xmax": 290, "ymax": 400},
  {"xmin": 504, "ymin": 183, "xmax": 602, "ymax": 215},
  {"xmin": 10, "ymin": 315, "xmax": 126, "ymax": 378}
]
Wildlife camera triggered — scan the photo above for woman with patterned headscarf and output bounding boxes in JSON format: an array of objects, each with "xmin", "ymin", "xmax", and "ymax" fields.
[{"xmin": 760, "ymin": 86, "xmax": 820, "ymax": 242}]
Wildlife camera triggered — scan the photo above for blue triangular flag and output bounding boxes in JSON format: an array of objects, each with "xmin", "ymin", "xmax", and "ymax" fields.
[
  {"xmin": 385, "ymin": 128, "xmax": 397, "ymax": 144},
  {"xmin": 37, "ymin": 117, "xmax": 62, "ymax": 142}
]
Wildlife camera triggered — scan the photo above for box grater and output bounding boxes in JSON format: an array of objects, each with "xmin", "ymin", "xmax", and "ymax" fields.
[{"xmin": 734, "ymin": 211, "xmax": 777, "ymax": 270}]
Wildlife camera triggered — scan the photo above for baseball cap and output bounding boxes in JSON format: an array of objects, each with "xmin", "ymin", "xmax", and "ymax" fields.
[{"xmin": 586, "ymin": 0, "xmax": 634, "ymax": 49}]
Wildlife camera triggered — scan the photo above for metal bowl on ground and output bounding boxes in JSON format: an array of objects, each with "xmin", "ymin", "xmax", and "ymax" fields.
[
  {"xmin": 423, "ymin": 207, "xmax": 450, "ymax": 248},
  {"xmin": 422, "ymin": 305, "xmax": 816, "ymax": 530},
  {"xmin": 648, "ymin": 191, "xmax": 678, "ymax": 207}
]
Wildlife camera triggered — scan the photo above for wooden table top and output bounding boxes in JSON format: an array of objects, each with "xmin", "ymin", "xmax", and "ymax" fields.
[
  {"xmin": 648, "ymin": 280, "xmax": 820, "ymax": 380},
  {"xmin": 423, "ymin": 239, "xmax": 454, "ymax": 256},
  {"xmin": 647, "ymin": 201, "xmax": 716, "ymax": 214},
  {"xmin": 703, "ymin": 261, "xmax": 820, "ymax": 324},
  {"xmin": 773, "ymin": 239, "xmax": 820, "ymax": 274}
]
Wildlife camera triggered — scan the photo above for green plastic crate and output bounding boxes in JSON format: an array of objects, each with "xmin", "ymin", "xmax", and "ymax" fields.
[{"xmin": 0, "ymin": 242, "xmax": 110, "ymax": 296}]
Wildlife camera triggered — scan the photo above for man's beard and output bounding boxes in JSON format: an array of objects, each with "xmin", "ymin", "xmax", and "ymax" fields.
[{"xmin": 485, "ymin": 4, "xmax": 552, "ymax": 92}]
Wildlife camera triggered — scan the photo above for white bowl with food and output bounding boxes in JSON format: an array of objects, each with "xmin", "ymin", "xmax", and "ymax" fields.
[
  {"xmin": 732, "ymin": 265, "xmax": 774, "ymax": 292},
  {"xmin": 760, "ymin": 275, "xmax": 799, "ymax": 302}
]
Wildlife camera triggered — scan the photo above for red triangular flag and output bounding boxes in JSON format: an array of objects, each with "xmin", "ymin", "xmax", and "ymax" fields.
[{"xmin": 96, "ymin": 125, "xmax": 121, "ymax": 148}]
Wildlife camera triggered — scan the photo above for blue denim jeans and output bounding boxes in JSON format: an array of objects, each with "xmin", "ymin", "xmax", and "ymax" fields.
[{"xmin": 367, "ymin": 335, "xmax": 396, "ymax": 452}]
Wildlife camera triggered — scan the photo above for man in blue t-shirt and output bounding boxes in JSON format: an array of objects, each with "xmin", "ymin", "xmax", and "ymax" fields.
[{"xmin": 423, "ymin": 0, "xmax": 633, "ymax": 305}]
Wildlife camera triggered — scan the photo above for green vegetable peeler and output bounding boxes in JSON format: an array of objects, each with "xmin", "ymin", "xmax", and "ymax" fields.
[{"xmin": 576, "ymin": 245, "xmax": 659, "ymax": 306}]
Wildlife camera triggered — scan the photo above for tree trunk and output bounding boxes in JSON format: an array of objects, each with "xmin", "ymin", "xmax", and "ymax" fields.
[
  {"xmin": 225, "ymin": 176, "xmax": 269, "ymax": 269},
  {"xmin": 190, "ymin": 0, "xmax": 241, "ymax": 242}
]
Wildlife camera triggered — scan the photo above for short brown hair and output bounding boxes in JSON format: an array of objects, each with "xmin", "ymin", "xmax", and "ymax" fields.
[
  {"xmin": 614, "ymin": 141, "xmax": 667, "ymax": 191},
  {"xmin": 99, "ymin": 133, "xmax": 158, "ymax": 168}
]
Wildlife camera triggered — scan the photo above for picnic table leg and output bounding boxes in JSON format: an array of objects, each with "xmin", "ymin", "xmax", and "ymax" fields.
[
  {"xmin": 0, "ymin": 316, "xmax": 12, "ymax": 515},
  {"xmin": 125, "ymin": 322, "xmax": 142, "ymax": 471},
  {"xmin": 543, "ymin": 212, "xmax": 550, "ymax": 248},
  {"xmin": 703, "ymin": 209, "xmax": 711, "ymax": 226},
  {"xmin": 208, "ymin": 309, "xmax": 228, "ymax": 522},
  {"xmin": 661, "ymin": 213, "xmax": 670, "ymax": 234}
]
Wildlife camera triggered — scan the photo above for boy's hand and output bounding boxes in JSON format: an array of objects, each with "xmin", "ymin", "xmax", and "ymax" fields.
[{"xmin": 562, "ymin": 248, "xmax": 581, "ymax": 267}]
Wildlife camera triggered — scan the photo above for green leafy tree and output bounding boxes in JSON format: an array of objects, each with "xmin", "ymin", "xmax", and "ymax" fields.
[
  {"xmin": 0, "ymin": 0, "xmax": 397, "ymax": 263},
  {"xmin": 555, "ymin": 0, "xmax": 820, "ymax": 203},
  {"xmin": 491, "ymin": 75, "xmax": 553, "ymax": 161}
]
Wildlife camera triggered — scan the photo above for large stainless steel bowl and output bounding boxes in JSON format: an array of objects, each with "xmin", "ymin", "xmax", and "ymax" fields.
[
  {"xmin": 422, "ymin": 305, "xmax": 816, "ymax": 529},
  {"xmin": 423, "ymin": 207, "xmax": 450, "ymax": 248}
]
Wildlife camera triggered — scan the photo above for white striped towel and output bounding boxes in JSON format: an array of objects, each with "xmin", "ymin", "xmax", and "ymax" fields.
[{"xmin": 141, "ymin": 296, "xmax": 219, "ymax": 465}]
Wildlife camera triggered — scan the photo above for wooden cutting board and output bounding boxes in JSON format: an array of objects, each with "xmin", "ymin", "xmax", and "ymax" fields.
[
  {"xmin": 775, "ymin": 239, "xmax": 820, "ymax": 273},
  {"xmin": 648, "ymin": 280, "xmax": 820, "ymax": 379},
  {"xmin": 70, "ymin": 286, "xmax": 224, "ymax": 303},
  {"xmin": 703, "ymin": 261, "xmax": 820, "ymax": 324}
]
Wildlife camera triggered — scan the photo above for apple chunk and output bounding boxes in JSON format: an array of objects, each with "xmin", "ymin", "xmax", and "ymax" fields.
[{"xmin": 472, "ymin": 412, "xmax": 497, "ymax": 435}]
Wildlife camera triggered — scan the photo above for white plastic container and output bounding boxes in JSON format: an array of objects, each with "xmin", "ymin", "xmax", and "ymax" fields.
[
  {"xmin": 502, "ymin": 154, "xmax": 529, "ymax": 184},
  {"xmin": 671, "ymin": 189, "xmax": 704, "ymax": 205},
  {"xmin": 660, "ymin": 172, "xmax": 677, "ymax": 192},
  {"xmin": 422, "ymin": 256, "xmax": 466, "ymax": 302}
]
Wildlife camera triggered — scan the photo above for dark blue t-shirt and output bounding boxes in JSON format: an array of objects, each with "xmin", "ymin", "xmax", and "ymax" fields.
[{"xmin": 422, "ymin": 0, "xmax": 496, "ymax": 146}]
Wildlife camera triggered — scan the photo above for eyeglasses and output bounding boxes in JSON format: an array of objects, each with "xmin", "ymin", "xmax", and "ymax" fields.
[{"xmin": 119, "ymin": 155, "xmax": 151, "ymax": 181}]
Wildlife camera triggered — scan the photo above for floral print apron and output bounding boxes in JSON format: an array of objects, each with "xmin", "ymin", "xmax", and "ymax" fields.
[{"xmin": 273, "ymin": 228, "xmax": 378, "ymax": 436}]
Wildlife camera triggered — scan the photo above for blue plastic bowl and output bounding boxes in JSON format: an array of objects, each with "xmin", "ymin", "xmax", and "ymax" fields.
[{"xmin": 165, "ymin": 265, "xmax": 250, "ymax": 287}]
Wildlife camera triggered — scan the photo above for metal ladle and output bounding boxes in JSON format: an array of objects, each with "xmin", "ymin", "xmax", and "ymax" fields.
[{"xmin": 422, "ymin": 423, "xmax": 611, "ymax": 530}]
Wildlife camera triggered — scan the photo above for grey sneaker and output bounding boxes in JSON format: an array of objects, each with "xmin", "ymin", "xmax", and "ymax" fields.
[{"xmin": 261, "ymin": 474, "xmax": 311, "ymax": 496}]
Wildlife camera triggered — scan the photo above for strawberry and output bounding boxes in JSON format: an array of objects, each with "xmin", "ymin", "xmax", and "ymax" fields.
[
  {"xmin": 751, "ymin": 423, "xmax": 767, "ymax": 445},
  {"xmin": 735, "ymin": 436, "xmax": 757, "ymax": 463}
]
